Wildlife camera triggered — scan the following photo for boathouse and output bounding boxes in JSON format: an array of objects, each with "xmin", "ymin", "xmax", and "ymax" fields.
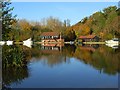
[
  {"xmin": 40, "ymin": 32, "xmax": 64, "ymax": 43},
  {"xmin": 78, "ymin": 35, "xmax": 99, "ymax": 42}
]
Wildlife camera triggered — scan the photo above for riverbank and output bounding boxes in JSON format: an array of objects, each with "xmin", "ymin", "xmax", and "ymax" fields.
[
  {"xmin": 83, "ymin": 42, "xmax": 105, "ymax": 44},
  {"xmin": 13, "ymin": 41, "xmax": 120, "ymax": 45}
]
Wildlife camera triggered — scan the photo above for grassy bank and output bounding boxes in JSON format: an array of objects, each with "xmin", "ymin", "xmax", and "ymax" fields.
[{"xmin": 83, "ymin": 42, "xmax": 105, "ymax": 44}]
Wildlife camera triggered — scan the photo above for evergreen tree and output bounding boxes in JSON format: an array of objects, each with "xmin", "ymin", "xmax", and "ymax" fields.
[
  {"xmin": 65, "ymin": 29, "xmax": 76, "ymax": 41},
  {"xmin": 2, "ymin": 0, "xmax": 16, "ymax": 40}
]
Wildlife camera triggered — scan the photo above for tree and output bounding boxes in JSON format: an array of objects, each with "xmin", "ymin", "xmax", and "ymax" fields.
[
  {"xmin": 31, "ymin": 25, "xmax": 41, "ymax": 41},
  {"xmin": 46, "ymin": 16, "xmax": 63, "ymax": 32},
  {"xmin": 16, "ymin": 19, "xmax": 32, "ymax": 40},
  {"xmin": 65, "ymin": 29, "xmax": 76, "ymax": 41},
  {"xmin": 103, "ymin": 6, "xmax": 117, "ymax": 17},
  {"xmin": 81, "ymin": 17, "xmax": 87, "ymax": 24},
  {"xmin": 89, "ymin": 28, "xmax": 93, "ymax": 35},
  {"xmin": 66, "ymin": 19, "xmax": 71, "ymax": 27},
  {"xmin": 2, "ymin": 0, "xmax": 17, "ymax": 40},
  {"xmin": 18, "ymin": 19, "xmax": 31, "ymax": 31}
]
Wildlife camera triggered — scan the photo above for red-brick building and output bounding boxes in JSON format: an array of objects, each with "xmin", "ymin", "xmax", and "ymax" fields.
[
  {"xmin": 41, "ymin": 32, "xmax": 64, "ymax": 43},
  {"xmin": 78, "ymin": 35, "xmax": 99, "ymax": 42}
]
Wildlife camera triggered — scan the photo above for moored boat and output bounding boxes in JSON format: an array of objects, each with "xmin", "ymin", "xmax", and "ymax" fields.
[
  {"xmin": 105, "ymin": 38, "xmax": 119, "ymax": 45},
  {"xmin": 105, "ymin": 43, "xmax": 119, "ymax": 49},
  {"xmin": 23, "ymin": 38, "xmax": 33, "ymax": 48},
  {"xmin": 0, "ymin": 41, "xmax": 5, "ymax": 45},
  {"xmin": 6, "ymin": 41, "xmax": 13, "ymax": 45}
]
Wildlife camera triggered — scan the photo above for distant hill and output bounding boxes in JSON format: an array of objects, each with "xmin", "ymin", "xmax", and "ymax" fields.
[{"xmin": 68, "ymin": 6, "xmax": 120, "ymax": 40}]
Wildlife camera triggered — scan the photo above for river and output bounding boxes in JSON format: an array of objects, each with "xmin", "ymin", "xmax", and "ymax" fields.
[{"xmin": 2, "ymin": 44, "xmax": 120, "ymax": 88}]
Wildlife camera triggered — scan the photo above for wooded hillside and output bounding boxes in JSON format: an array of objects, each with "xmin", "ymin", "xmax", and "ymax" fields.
[{"xmin": 69, "ymin": 6, "xmax": 120, "ymax": 40}]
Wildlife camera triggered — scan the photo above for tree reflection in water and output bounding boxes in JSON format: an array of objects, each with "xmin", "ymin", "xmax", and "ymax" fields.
[
  {"xmin": 2, "ymin": 44, "xmax": 120, "ymax": 88},
  {"xmin": 74, "ymin": 45, "xmax": 120, "ymax": 75},
  {"xmin": 2, "ymin": 45, "xmax": 30, "ymax": 88}
]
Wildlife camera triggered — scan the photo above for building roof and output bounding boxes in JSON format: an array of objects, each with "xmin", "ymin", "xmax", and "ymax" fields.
[
  {"xmin": 79, "ymin": 35, "xmax": 96, "ymax": 39},
  {"xmin": 41, "ymin": 32, "xmax": 59, "ymax": 37}
]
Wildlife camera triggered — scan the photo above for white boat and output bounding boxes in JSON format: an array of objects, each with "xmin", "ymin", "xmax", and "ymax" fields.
[
  {"xmin": 105, "ymin": 43, "xmax": 119, "ymax": 49},
  {"xmin": 0, "ymin": 41, "xmax": 5, "ymax": 45},
  {"xmin": 23, "ymin": 38, "xmax": 33, "ymax": 48},
  {"xmin": 6, "ymin": 41, "xmax": 13, "ymax": 45},
  {"xmin": 105, "ymin": 38, "xmax": 119, "ymax": 45}
]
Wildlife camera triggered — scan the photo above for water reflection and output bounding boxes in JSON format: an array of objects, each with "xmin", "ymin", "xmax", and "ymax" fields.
[
  {"xmin": 2, "ymin": 45, "xmax": 30, "ymax": 88},
  {"xmin": 2, "ymin": 44, "xmax": 120, "ymax": 88},
  {"xmin": 74, "ymin": 45, "xmax": 120, "ymax": 75}
]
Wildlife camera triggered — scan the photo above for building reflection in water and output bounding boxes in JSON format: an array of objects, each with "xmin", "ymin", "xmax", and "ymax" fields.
[
  {"xmin": 2, "ymin": 44, "xmax": 120, "ymax": 88},
  {"xmin": 40, "ymin": 43, "xmax": 64, "ymax": 54}
]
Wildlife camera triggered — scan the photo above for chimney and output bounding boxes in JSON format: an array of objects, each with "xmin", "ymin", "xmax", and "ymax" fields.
[{"xmin": 60, "ymin": 32, "xmax": 62, "ymax": 40}]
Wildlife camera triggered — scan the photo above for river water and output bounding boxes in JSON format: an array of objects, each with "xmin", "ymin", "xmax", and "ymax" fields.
[{"xmin": 2, "ymin": 44, "xmax": 120, "ymax": 88}]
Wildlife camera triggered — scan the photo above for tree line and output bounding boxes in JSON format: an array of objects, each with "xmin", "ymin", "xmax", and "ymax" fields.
[
  {"xmin": 1, "ymin": 1, "xmax": 120, "ymax": 41},
  {"xmin": 70, "ymin": 6, "xmax": 120, "ymax": 40},
  {"xmin": 1, "ymin": 1, "xmax": 75, "ymax": 41}
]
